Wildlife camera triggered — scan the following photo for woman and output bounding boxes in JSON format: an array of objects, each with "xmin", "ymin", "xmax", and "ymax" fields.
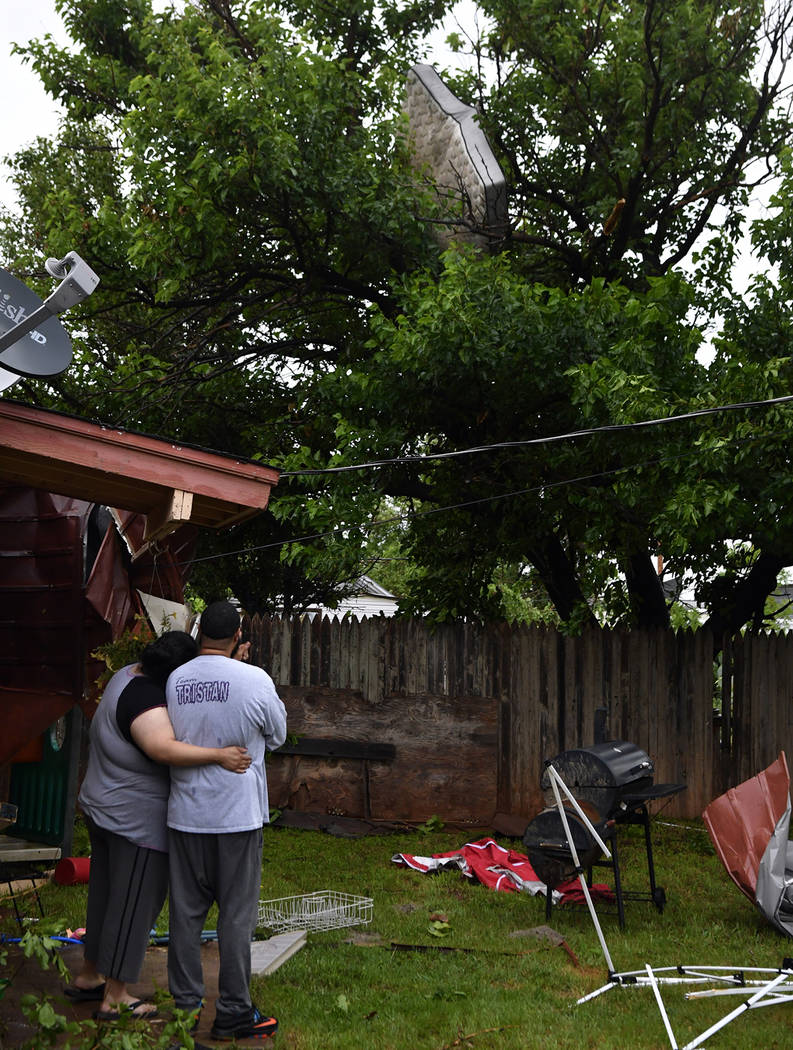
[{"xmin": 65, "ymin": 630, "xmax": 251, "ymax": 1021}]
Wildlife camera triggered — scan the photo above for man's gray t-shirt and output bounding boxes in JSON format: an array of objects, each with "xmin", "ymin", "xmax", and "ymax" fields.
[{"xmin": 166, "ymin": 655, "xmax": 287, "ymax": 833}]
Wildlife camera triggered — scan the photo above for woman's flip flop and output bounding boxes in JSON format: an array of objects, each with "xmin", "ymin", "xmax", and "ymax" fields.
[
  {"xmin": 64, "ymin": 982, "xmax": 106, "ymax": 1003},
  {"xmin": 93, "ymin": 1000, "xmax": 158, "ymax": 1021}
]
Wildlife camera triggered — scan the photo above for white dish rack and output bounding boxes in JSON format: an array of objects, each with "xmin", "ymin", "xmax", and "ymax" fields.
[{"xmin": 257, "ymin": 890, "xmax": 373, "ymax": 933}]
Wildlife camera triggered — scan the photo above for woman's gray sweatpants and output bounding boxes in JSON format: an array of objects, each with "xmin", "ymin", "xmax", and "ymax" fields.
[
  {"xmin": 167, "ymin": 827, "xmax": 263, "ymax": 1021},
  {"xmin": 83, "ymin": 816, "xmax": 168, "ymax": 984}
]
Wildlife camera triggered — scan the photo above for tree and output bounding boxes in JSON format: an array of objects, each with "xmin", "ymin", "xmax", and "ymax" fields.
[
  {"xmin": 2, "ymin": 0, "xmax": 447, "ymax": 611},
  {"xmin": 470, "ymin": 0, "xmax": 793, "ymax": 288},
  {"xmin": 4, "ymin": 0, "xmax": 793, "ymax": 633}
]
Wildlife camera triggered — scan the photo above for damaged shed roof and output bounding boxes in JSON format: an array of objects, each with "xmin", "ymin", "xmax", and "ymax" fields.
[{"xmin": 0, "ymin": 399, "xmax": 279, "ymax": 543}]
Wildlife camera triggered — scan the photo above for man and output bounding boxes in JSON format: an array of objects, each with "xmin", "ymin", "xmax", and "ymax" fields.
[{"xmin": 166, "ymin": 600, "xmax": 287, "ymax": 1041}]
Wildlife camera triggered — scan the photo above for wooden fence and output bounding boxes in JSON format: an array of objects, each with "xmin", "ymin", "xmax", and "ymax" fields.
[{"xmin": 248, "ymin": 615, "xmax": 793, "ymax": 824}]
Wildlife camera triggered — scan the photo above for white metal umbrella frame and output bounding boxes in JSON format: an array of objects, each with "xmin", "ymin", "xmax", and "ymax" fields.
[{"xmin": 545, "ymin": 763, "xmax": 793, "ymax": 1050}]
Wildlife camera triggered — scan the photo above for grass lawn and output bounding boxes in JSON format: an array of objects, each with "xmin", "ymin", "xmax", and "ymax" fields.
[{"xmin": 3, "ymin": 817, "xmax": 793, "ymax": 1049}]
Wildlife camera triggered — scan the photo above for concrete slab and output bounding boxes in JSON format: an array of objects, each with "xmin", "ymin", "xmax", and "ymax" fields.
[{"xmin": 250, "ymin": 930, "xmax": 306, "ymax": 975}]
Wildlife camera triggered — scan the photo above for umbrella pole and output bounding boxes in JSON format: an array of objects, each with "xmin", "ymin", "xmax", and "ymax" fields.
[
  {"xmin": 547, "ymin": 764, "xmax": 615, "ymax": 974},
  {"xmin": 645, "ymin": 964, "xmax": 679, "ymax": 1049}
]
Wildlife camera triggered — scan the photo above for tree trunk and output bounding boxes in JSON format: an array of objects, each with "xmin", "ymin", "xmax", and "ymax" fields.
[
  {"xmin": 703, "ymin": 550, "xmax": 787, "ymax": 641},
  {"xmin": 526, "ymin": 532, "xmax": 597, "ymax": 626},
  {"xmin": 623, "ymin": 551, "xmax": 671, "ymax": 628}
]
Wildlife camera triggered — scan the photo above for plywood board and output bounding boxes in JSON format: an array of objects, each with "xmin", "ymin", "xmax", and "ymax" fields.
[{"xmin": 267, "ymin": 687, "xmax": 497, "ymax": 823}]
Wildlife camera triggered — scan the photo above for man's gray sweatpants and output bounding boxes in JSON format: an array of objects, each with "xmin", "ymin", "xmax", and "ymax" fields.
[{"xmin": 167, "ymin": 828, "xmax": 263, "ymax": 1021}]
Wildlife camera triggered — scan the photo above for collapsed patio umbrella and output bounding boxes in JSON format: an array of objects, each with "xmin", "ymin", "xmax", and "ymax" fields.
[{"xmin": 702, "ymin": 751, "xmax": 793, "ymax": 936}]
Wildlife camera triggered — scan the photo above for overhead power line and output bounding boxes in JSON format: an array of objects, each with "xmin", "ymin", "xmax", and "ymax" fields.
[
  {"xmin": 188, "ymin": 426, "xmax": 782, "ymax": 568},
  {"xmin": 188, "ymin": 468, "xmax": 612, "ymax": 566},
  {"xmin": 279, "ymin": 393, "xmax": 793, "ymax": 477}
]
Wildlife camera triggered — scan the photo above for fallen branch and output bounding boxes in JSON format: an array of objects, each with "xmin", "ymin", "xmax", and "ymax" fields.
[
  {"xmin": 389, "ymin": 940, "xmax": 578, "ymax": 965},
  {"xmin": 439, "ymin": 1025, "xmax": 517, "ymax": 1049}
]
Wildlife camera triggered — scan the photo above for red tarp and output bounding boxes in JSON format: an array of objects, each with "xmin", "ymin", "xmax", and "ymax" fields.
[
  {"xmin": 703, "ymin": 753, "xmax": 790, "ymax": 903},
  {"xmin": 392, "ymin": 836, "xmax": 615, "ymax": 903}
]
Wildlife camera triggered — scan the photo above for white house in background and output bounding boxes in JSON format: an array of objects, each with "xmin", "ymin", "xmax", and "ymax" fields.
[
  {"xmin": 198, "ymin": 576, "xmax": 398, "ymax": 631},
  {"xmin": 306, "ymin": 575, "xmax": 398, "ymax": 620}
]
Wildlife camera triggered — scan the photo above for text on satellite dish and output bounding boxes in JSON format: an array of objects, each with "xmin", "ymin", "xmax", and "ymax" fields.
[{"xmin": 1, "ymin": 296, "xmax": 47, "ymax": 344}]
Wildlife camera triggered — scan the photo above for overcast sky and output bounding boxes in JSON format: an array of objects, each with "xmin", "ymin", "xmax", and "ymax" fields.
[{"xmin": 2, "ymin": 2, "xmax": 68, "ymax": 208}]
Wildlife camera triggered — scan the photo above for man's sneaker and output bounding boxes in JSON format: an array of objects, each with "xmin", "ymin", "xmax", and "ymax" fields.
[{"xmin": 210, "ymin": 1006, "xmax": 278, "ymax": 1041}]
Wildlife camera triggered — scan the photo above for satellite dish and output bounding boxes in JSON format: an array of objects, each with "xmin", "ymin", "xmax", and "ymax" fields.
[
  {"xmin": 0, "ymin": 252, "xmax": 100, "ymax": 382},
  {"xmin": 0, "ymin": 268, "xmax": 73, "ymax": 378}
]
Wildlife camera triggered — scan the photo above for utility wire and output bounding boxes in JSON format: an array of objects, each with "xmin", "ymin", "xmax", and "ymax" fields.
[
  {"xmin": 186, "ymin": 472, "xmax": 580, "ymax": 565},
  {"xmin": 188, "ymin": 428, "xmax": 772, "ymax": 567},
  {"xmin": 279, "ymin": 394, "xmax": 793, "ymax": 477}
]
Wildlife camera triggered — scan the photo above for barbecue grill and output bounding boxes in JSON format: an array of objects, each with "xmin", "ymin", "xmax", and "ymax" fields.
[{"xmin": 523, "ymin": 740, "xmax": 686, "ymax": 927}]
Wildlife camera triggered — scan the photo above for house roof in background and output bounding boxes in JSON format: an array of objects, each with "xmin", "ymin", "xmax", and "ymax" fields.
[{"xmin": 356, "ymin": 575, "xmax": 396, "ymax": 599}]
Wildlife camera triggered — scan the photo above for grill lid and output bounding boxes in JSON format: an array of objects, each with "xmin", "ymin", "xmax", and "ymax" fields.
[{"xmin": 541, "ymin": 740, "xmax": 654, "ymax": 819}]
